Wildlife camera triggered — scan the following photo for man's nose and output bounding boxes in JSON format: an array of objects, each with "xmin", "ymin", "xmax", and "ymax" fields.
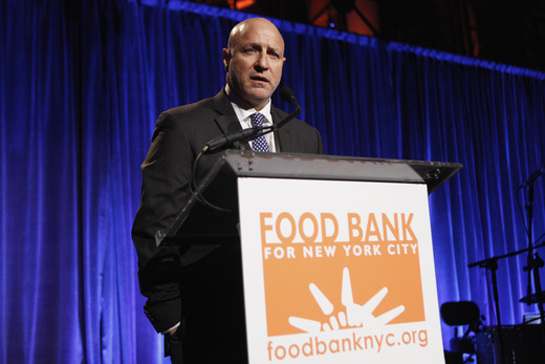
[{"xmin": 255, "ymin": 53, "xmax": 269, "ymax": 71}]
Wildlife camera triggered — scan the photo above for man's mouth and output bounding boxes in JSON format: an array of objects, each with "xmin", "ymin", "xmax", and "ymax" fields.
[{"xmin": 250, "ymin": 75, "xmax": 269, "ymax": 83}]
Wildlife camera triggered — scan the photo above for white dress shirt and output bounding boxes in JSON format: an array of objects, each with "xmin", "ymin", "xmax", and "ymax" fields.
[{"xmin": 225, "ymin": 85, "xmax": 277, "ymax": 152}]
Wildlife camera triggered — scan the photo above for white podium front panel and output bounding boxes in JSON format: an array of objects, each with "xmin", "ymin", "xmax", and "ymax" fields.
[{"xmin": 238, "ymin": 177, "xmax": 444, "ymax": 364}]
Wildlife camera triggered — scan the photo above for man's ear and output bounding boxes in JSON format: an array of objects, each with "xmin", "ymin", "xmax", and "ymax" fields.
[{"xmin": 222, "ymin": 48, "xmax": 230, "ymax": 71}]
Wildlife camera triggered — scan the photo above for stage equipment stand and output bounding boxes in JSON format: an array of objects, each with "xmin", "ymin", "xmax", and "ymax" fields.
[
  {"xmin": 521, "ymin": 169, "xmax": 545, "ymax": 359},
  {"xmin": 468, "ymin": 242, "xmax": 545, "ymax": 362}
]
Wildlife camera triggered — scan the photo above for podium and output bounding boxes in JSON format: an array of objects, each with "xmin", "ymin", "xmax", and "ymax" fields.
[{"xmin": 164, "ymin": 150, "xmax": 461, "ymax": 363}]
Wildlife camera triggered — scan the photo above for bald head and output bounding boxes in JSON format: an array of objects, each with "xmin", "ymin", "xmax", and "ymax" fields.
[
  {"xmin": 227, "ymin": 18, "xmax": 285, "ymax": 52},
  {"xmin": 222, "ymin": 18, "xmax": 286, "ymax": 110}
]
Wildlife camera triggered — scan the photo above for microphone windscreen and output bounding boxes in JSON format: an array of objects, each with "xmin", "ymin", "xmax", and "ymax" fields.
[{"xmin": 280, "ymin": 86, "xmax": 296, "ymax": 103}]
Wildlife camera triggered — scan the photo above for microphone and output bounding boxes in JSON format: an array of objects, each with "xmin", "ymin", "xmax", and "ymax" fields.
[
  {"xmin": 271, "ymin": 86, "xmax": 301, "ymax": 132},
  {"xmin": 201, "ymin": 86, "xmax": 301, "ymax": 154},
  {"xmin": 280, "ymin": 86, "xmax": 298, "ymax": 106},
  {"xmin": 523, "ymin": 164, "xmax": 545, "ymax": 187}
]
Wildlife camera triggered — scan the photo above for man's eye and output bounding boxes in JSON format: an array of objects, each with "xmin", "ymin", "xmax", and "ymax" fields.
[{"xmin": 245, "ymin": 48, "xmax": 257, "ymax": 53}]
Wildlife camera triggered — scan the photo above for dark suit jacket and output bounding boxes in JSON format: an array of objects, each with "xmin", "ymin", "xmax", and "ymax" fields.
[{"xmin": 132, "ymin": 89, "xmax": 324, "ymax": 333}]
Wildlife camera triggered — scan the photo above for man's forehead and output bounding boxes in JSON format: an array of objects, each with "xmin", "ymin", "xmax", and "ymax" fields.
[{"xmin": 234, "ymin": 25, "xmax": 284, "ymax": 48}]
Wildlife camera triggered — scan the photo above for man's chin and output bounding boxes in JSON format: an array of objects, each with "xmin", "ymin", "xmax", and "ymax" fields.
[{"xmin": 244, "ymin": 91, "xmax": 273, "ymax": 106}]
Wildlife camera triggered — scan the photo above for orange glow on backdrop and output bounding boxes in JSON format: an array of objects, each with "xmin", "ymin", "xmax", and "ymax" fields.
[
  {"xmin": 308, "ymin": 0, "xmax": 379, "ymax": 36},
  {"xmin": 227, "ymin": 0, "xmax": 256, "ymax": 10}
]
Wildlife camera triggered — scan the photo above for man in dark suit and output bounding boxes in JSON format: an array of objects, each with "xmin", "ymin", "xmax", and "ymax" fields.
[{"xmin": 132, "ymin": 17, "xmax": 323, "ymax": 363}]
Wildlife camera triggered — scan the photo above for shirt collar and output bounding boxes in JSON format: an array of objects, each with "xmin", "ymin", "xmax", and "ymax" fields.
[{"xmin": 225, "ymin": 85, "xmax": 273, "ymax": 126}]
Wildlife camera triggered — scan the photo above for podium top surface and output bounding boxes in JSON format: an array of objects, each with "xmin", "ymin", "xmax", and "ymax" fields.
[{"xmin": 213, "ymin": 150, "xmax": 462, "ymax": 194}]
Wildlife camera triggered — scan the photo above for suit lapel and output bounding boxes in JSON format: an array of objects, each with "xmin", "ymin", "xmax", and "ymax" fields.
[
  {"xmin": 212, "ymin": 89, "xmax": 254, "ymax": 150},
  {"xmin": 212, "ymin": 89, "xmax": 243, "ymax": 135},
  {"xmin": 272, "ymin": 106, "xmax": 291, "ymax": 152}
]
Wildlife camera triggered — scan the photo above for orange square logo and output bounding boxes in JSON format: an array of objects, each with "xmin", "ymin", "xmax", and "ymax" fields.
[{"xmin": 259, "ymin": 212, "xmax": 425, "ymax": 337}]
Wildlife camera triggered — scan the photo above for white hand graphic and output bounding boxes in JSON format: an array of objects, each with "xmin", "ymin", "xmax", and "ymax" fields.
[{"xmin": 288, "ymin": 267, "xmax": 405, "ymax": 333}]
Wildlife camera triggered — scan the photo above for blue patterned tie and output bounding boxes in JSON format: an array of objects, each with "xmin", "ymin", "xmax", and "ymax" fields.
[{"xmin": 250, "ymin": 112, "xmax": 271, "ymax": 152}]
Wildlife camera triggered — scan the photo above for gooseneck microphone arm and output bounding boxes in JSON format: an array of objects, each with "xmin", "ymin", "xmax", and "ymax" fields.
[{"xmin": 202, "ymin": 126, "xmax": 270, "ymax": 154}]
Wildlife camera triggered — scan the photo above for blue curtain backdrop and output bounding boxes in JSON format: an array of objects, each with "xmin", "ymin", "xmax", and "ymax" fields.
[{"xmin": 2, "ymin": 0, "xmax": 545, "ymax": 362}]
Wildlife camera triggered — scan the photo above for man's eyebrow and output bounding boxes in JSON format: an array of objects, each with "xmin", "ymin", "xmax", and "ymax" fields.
[{"xmin": 241, "ymin": 42, "xmax": 282, "ymax": 55}]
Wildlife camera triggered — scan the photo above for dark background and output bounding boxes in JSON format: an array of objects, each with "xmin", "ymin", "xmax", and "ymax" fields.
[{"xmin": 191, "ymin": 0, "xmax": 545, "ymax": 71}]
